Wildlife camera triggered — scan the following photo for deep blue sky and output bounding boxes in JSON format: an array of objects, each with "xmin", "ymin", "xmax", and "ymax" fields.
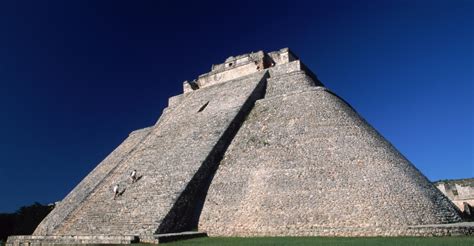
[{"xmin": 0, "ymin": 1, "xmax": 472, "ymax": 212}]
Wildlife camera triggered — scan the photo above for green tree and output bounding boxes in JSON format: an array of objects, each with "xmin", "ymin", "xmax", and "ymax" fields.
[{"xmin": 0, "ymin": 202, "xmax": 54, "ymax": 242}]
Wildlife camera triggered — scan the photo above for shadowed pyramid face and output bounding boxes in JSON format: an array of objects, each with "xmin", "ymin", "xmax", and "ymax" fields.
[{"xmin": 17, "ymin": 48, "xmax": 464, "ymax": 245}]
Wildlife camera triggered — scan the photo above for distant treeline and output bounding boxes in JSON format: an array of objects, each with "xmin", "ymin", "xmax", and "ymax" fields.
[{"xmin": 0, "ymin": 202, "xmax": 54, "ymax": 242}]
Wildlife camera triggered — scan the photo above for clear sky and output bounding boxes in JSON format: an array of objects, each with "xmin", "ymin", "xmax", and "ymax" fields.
[{"xmin": 0, "ymin": 1, "xmax": 472, "ymax": 212}]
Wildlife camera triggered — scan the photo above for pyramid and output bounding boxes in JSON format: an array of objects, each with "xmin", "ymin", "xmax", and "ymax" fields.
[{"xmin": 8, "ymin": 48, "xmax": 472, "ymax": 245}]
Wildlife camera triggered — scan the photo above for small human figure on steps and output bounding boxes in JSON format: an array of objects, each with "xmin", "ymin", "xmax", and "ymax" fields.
[
  {"xmin": 113, "ymin": 184, "xmax": 119, "ymax": 200},
  {"xmin": 130, "ymin": 169, "xmax": 137, "ymax": 183}
]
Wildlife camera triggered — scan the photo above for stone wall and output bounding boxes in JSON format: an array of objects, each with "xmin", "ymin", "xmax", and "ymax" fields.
[
  {"xmin": 185, "ymin": 48, "xmax": 299, "ymax": 92},
  {"xmin": 435, "ymin": 179, "xmax": 474, "ymax": 213}
]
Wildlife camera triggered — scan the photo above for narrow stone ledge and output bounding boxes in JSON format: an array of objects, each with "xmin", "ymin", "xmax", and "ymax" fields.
[
  {"xmin": 6, "ymin": 235, "xmax": 138, "ymax": 246},
  {"xmin": 140, "ymin": 231, "xmax": 207, "ymax": 244},
  {"xmin": 208, "ymin": 223, "xmax": 474, "ymax": 237}
]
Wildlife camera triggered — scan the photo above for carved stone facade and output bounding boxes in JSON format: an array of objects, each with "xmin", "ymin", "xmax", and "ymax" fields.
[
  {"xmin": 435, "ymin": 179, "xmax": 474, "ymax": 217},
  {"xmin": 7, "ymin": 48, "xmax": 473, "ymax": 245}
]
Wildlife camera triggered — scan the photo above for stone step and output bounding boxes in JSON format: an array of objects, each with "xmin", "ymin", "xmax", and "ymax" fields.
[
  {"xmin": 33, "ymin": 128, "xmax": 152, "ymax": 236},
  {"xmin": 46, "ymin": 71, "xmax": 269, "ymax": 237},
  {"xmin": 139, "ymin": 231, "xmax": 207, "ymax": 244},
  {"xmin": 265, "ymin": 71, "xmax": 317, "ymax": 98},
  {"xmin": 267, "ymin": 70, "xmax": 306, "ymax": 80}
]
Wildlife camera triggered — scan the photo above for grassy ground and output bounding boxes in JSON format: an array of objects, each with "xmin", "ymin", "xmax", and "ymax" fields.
[{"xmin": 162, "ymin": 236, "xmax": 474, "ymax": 246}]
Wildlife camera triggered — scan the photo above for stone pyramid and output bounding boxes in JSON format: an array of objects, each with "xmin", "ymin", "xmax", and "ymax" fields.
[{"xmin": 8, "ymin": 48, "xmax": 472, "ymax": 245}]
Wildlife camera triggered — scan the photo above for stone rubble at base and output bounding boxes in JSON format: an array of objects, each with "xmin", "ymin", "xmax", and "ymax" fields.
[{"xmin": 7, "ymin": 48, "xmax": 474, "ymax": 245}]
